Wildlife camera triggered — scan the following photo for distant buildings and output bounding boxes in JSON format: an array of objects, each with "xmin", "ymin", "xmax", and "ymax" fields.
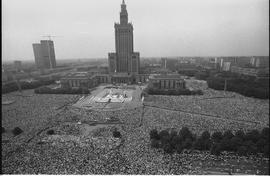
[
  {"xmin": 33, "ymin": 40, "xmax": 57, "ymax": 69},
  {"xmin": 231, "ymin": 66, "xmax": 269, "ymax": 77},
  {"xmin": 14, "ymin": 60, "xmax": 22, "ymax": 72},
  {"xmin": 250, "ymin": 57, "xmax": 269, "ymax": 68},
  {"xmin": 161, "ymin": 58, "xmax": 167, "ymax": 69},
  {"xmin": 214, "ymin": 56, "xmax": 269, "ymax": 77}
]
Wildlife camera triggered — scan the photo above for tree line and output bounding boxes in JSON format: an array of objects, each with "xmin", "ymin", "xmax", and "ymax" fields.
[
  {"xmin": 2, "ymin": 80, "xmax": 55, "ymax": 94},
  {"xmin": 194, "ymin": 71, "xmax": 269, "ymax": 99},
  {"xmin": 145, "ymin": 88, "xmax": 203, "ymax": 96},
  {"xmin": 149, "ymin": 127, "xmax": 269, "ymax": 157}
]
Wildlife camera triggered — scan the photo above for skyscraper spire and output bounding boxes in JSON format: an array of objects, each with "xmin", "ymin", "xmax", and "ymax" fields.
[{"xmin": 120, "ymin": 0, "xmax": 128, "ymax": 24}]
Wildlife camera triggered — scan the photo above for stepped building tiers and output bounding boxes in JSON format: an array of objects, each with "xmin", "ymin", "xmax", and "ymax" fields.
[
  {"xmin": 108, "ymin": 0, "xmax": 140, "ymax": 75},
  {"xmin": 61, "ymin": 1, "xmax": 182, "ymax": 89}
]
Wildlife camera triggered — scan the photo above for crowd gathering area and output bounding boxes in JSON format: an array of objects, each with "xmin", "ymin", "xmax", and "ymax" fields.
[{"xmin": 2, "ymin": 80, "xmax": 269, "ymax": 174}]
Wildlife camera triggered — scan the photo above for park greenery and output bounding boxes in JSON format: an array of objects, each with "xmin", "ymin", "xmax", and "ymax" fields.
[
  {"xmin": 2, "ymin": 79, "xmax": 55, "ymax": 94},
  {"xmin": 149, "ymin": 127, "xmax": 269, "ymax": 157},
  {"xmin": 194, "ymin": 71, "xmax": 269, "ymax": 99},
  {"xmin": 145, "ymin": 87, "xmax": 203, "ymax": 96}
]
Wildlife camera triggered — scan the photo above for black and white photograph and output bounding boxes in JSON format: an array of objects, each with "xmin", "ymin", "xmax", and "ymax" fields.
[{"xmin": 2, "ymin": 0, "xmax": 269, "ymax": 174}]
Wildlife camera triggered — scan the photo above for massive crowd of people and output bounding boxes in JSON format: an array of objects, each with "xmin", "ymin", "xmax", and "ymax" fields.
[
  {"xmin": 144, "ymin": 81, "xmax": 269, "ymax": 126},
  {"xmin": 2, "ymin": 81, "xmax": 269, "ymax": 174}
]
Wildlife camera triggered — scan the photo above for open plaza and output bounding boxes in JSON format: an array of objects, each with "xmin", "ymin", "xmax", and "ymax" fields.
[{"xmin": 72, "ymin": 84, "xmax": 144, "ymax": 111}]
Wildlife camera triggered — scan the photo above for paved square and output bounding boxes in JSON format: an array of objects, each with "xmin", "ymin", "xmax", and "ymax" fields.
[{"xmin": 73, "ymin": 85, "xmax": 143, "ymax": 111}]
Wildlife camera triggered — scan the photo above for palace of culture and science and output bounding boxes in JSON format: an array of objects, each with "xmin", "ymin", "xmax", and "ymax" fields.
[
  {"xmin": 61, "ymin": 0, "xmax": 185, "ymax": 90},
  {"xmin": 61, "ymin": 0, "xmax": 148, "ymax": 88},
  {"xmin": 108, "ymin": 0, "xmax": 140, "ymax": 74}
]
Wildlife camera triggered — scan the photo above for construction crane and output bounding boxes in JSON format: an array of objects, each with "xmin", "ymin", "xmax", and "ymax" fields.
[{"xmin": 42, "ymin": 35, "xmax": 58, "ymax": 69}]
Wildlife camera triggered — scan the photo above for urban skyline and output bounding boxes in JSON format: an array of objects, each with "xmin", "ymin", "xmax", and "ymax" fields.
[{"xmin": 3, "ymin": 0, "xmax": 269, "ymax": 61}]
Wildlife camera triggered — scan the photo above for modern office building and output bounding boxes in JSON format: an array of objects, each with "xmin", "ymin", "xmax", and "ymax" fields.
[{"xmin": 33, "ymin": 40, "xmax": 57, "ymax": 69}]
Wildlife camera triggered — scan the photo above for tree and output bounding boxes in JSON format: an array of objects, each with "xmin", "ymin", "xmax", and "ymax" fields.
[
  {"xmin": 261, "ymin": 127, "xmax": 269, "ymax": 140},
  {"xmin": 159, "ymin": 130, "xmax": 170, "ymax": 140},
  {"xmin": 183, "ymin": 138, "xmax": 193, "ymax": 149},
  {"xmin": 179, "ymin": 127, "xmax": 193, "ymax": 141},
  {"xmin": 46, "ymin": 129, "xmax": 55, "ymax": 135},
  {"xmin": 201, "ymin": 131, "xmax": 211, "ymax": 141},
  {"xmin": 223, "ymin": 130, "xmax": 234, "ymax": 140},
  {"xmin": 163, "ymin": 143, "xmax": 174, "ymax": 154},
  {"xmin": 176, "ymin": 143, "xmax": 184, "ymax": 154},
  {"xmin": 150, "ymin": 129, "xmax": 160, "ymax": 140},
  {"xmin": 193, "ymin": 138, "xmax": 204, "ymax": 150},
  {"xmin": 194, "ymin": 131, "xmax": 212, "ymax": 151},
  {"xmin": 12, "ymin": 127, "xmax": 23, "ymax": 136},
  {"xmin": 170, "ymin": 135, "xmax": 182, "ymax": 150},
  {"xmin": 170, "ymin": 130, "xmax": 178, "ymax": 140},
  {"xmin": 210, "ymin": 143, "xmax": 222, "ymax": 156},
  {"xmin": 256, "ymin": 138, "xmax": 266, "ymax": 153},
  {"xmin": 245, "ymin": 130, "xmax": 260, "ymax": 143},
  {"xmin": 235, "ymin": 129, "xmax": 245, "ymax": 140},
  {"xmin": 263, "ymin": 144, "xmax": 269, "ymax": 156},
  {"xmin": 151, "ymin": 139, "xmax": 160, "ymax": 148},
  {"xmin": 237, "ymin": 146, "xmax": 248, "ymax": 156},
  {"xmin": 230, "ymin": 137, "xmax": 243, "ymax": 152},
  {"xmin": 243, "ymin": 140, "xmax": 257, "ymax": 155},
  {"xmin": 211, "ymin": 131, "xmax": 223, "ymax": 143},
  {"xmin": 113, "ymin": 129, "xmax": 121, "ymax": 138},
  {"xmin": 220, "ymin": 138, "xmax": 234, "ymax": 151}
]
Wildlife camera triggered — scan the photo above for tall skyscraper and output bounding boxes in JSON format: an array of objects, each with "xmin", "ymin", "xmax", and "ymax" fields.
[
  {"xmin": 33, "ymin": 40, "xmax": 57, "ymax": 69},
  {"xmin": 108, "ymin": 0, "xmax": 140, "ymax": 74}
]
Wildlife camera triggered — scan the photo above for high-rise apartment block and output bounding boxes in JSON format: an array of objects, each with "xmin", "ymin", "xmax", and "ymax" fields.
[{"xmin": 33, "ymin": 40, "xmax": 56, "ymax": 69}]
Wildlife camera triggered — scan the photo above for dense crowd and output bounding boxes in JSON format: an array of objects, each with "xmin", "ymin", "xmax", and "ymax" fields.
[
  {"xmin": 2, "ymin": 83, "xmax": 269, "ymax": 174},
  {"xmin": 144, "ymin": 87, "xmax": 269, "ymax": 125},
  {"xmin": 2, "ymin": 89, "xmax": 79, "ymax": 143}
]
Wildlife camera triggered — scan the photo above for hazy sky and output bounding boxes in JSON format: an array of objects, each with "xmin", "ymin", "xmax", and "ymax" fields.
[{"xmin": 2, "ymin": 0, "xmax": 269, "ymax": 61}]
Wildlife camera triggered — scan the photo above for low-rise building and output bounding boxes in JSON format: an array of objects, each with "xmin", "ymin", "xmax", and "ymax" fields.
[
  {"xmin": 148, "ymin": 74, "xmax": 186, "ymax": 90},
  {"xmin": 60, "ymin": 72, "xmax": 150, "ymax": 89},
  {"xmin": 60, "ymin": 72, "xmax": 93, "ymax": 88}
]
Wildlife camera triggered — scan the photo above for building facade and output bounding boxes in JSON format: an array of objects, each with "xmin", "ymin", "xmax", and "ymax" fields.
[
  {"xmin": 33, "ymin": 40, "xmax": 57, "ymax": 69},
  {"xmin": 148, "ymin": 74, "xmax": 186, "ymax": 90},
  {"xmin": 108, "ymin": 0, "xmax": 140, "ymax": 75}
]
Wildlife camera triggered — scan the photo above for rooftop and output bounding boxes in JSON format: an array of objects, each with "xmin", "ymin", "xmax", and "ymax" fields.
[{"xmin": 149, "ymin": 74, "xmax": 185, "ymax": 80}]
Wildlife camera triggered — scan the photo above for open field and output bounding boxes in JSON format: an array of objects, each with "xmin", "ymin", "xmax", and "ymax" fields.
[{"xmin": 2, "ymin": 81, "xmax": 269, "ymax": 174}]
